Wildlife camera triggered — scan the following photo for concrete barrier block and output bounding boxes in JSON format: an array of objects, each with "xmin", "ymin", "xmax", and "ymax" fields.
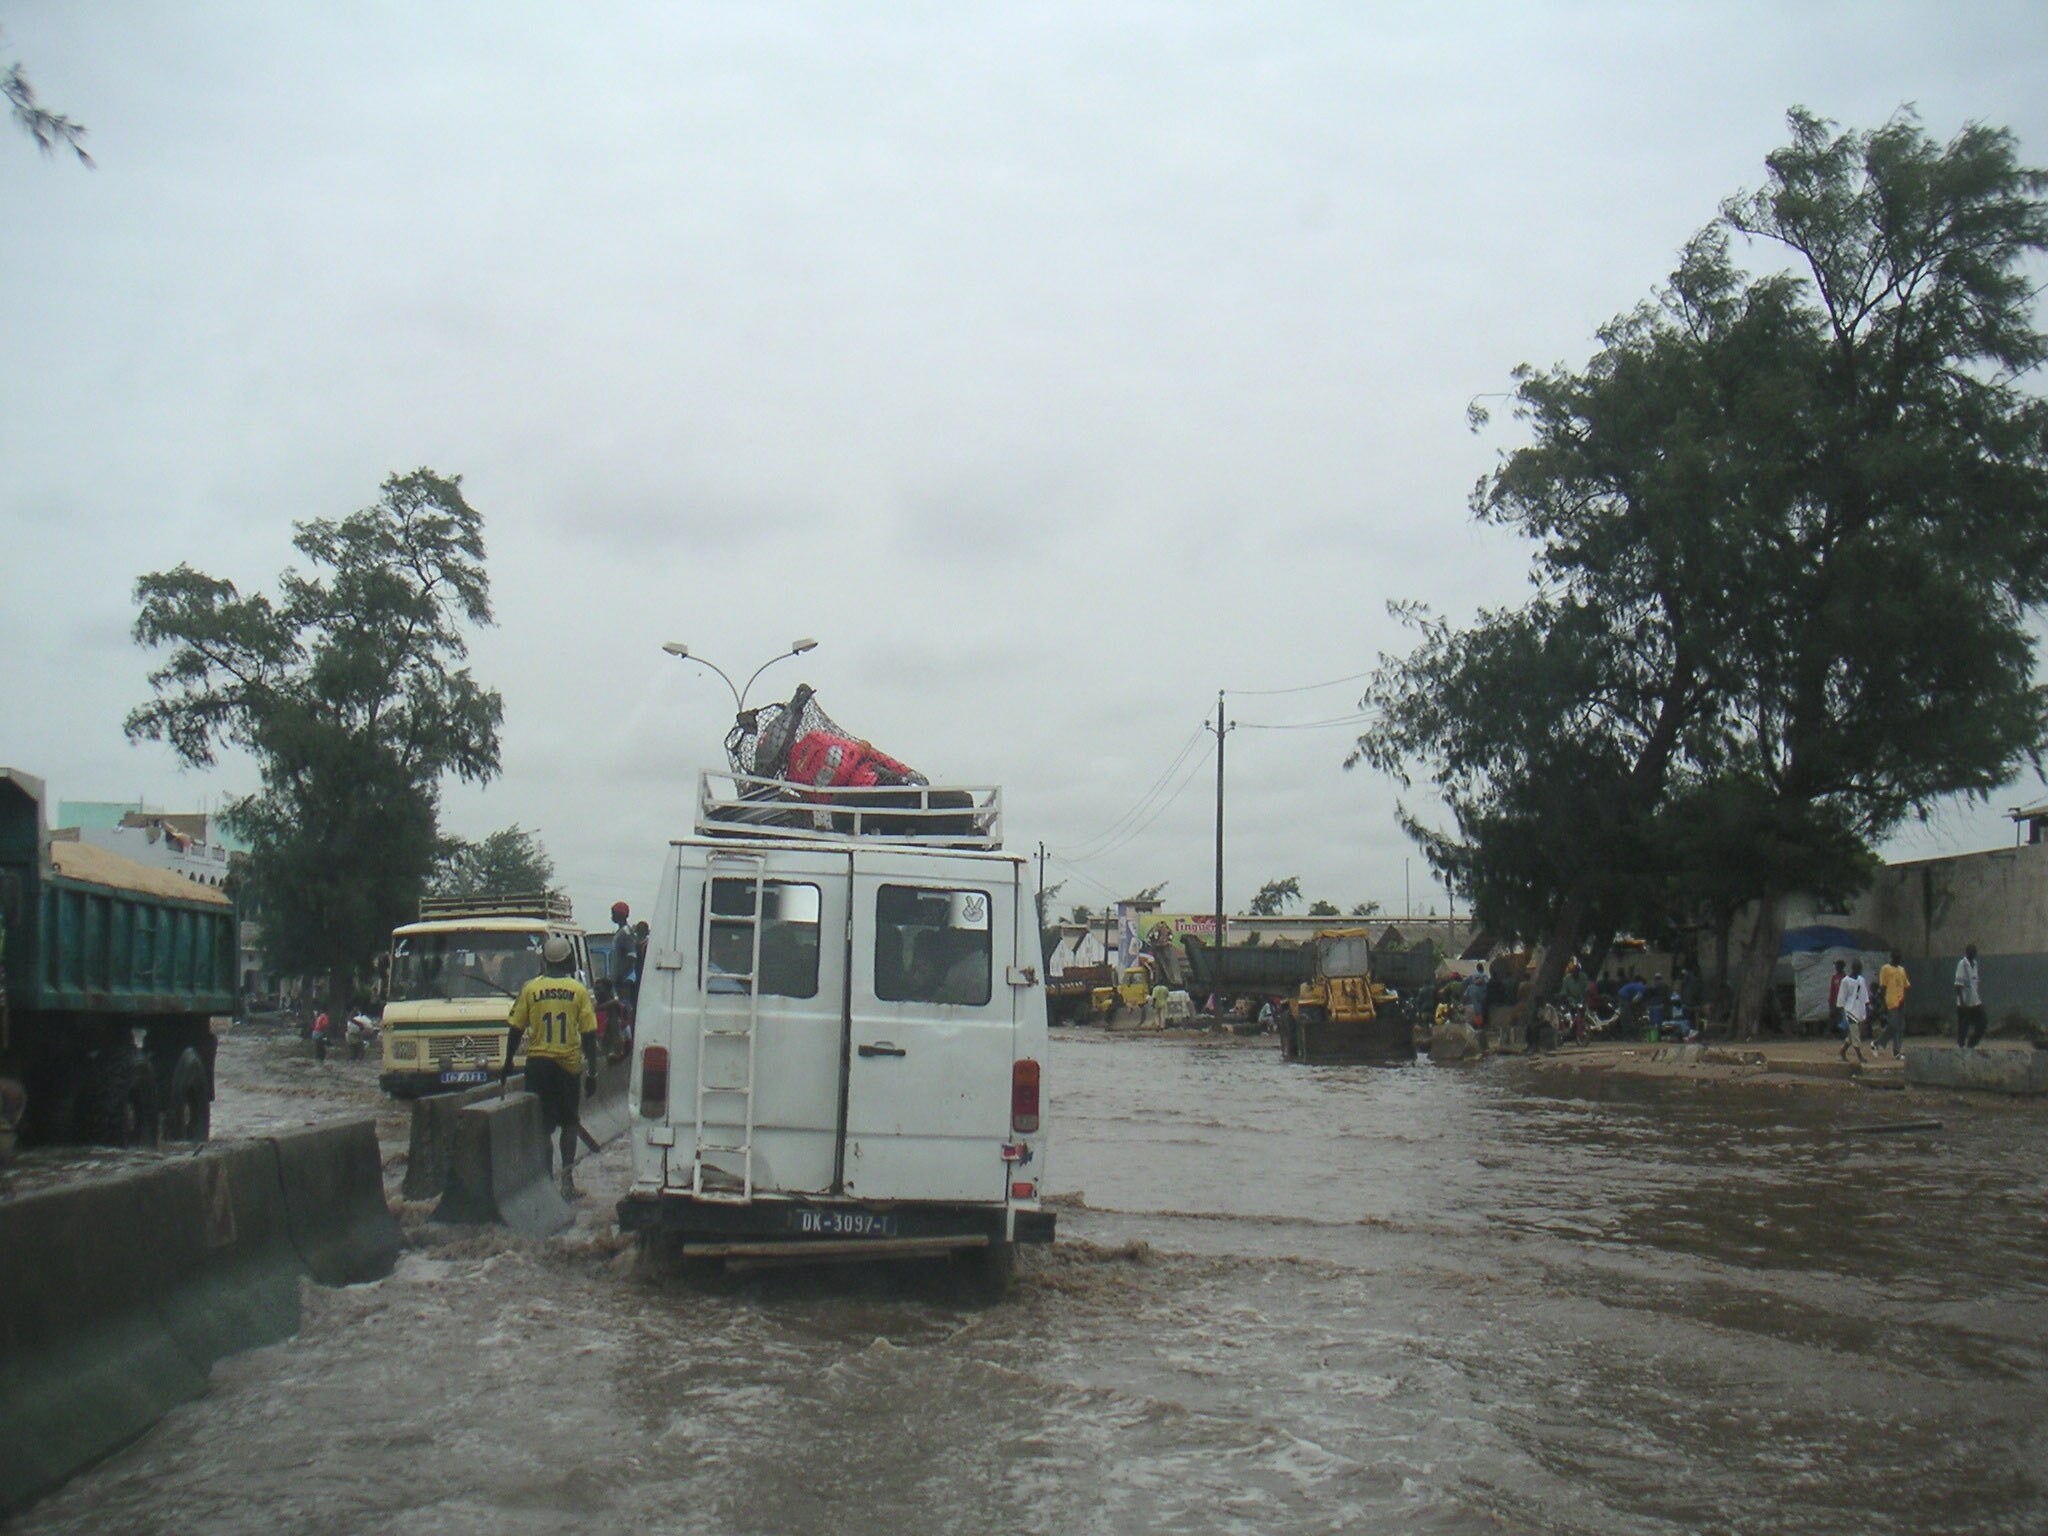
[
  {"xmin": 155, "ymin": 1142, "xmax": 302, "ymax": 1368},
  {"xmin": 401, "ymin": 1080, "xmax": 506, "ymax": 1201},
  {"xmin": 268, "ymin": 1120, "xmax": 402, "ymax": 1285},
  {"xmin": 582, "ymin": 1059, "xmax": 632, "ymax": 1147},
  {"xmin": 0, "ymin": 1123, "xmax": 395, "ymax": 1517},
  {"xmin": 433, "ymin": 1092, "xmax": 571, "ymax": 1237},
  {"xmin": 0, "ymin": 1166, "xmax": 209, "ymax": 1514},
  {"xmin": 404, "ymin": 1065, "xmax": 630, "ymax": 1202},
  {"xmin": 1904, "ymin": 1043, "xmax": 2048, "ymax": 1095}
]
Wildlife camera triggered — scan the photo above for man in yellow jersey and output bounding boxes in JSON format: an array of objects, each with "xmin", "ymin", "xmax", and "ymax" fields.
[
  {"xmin": 504, "ymin": 934, "xmax": 599, "ymax": 1198},
  {"xmin": 1875, "ymin": 951, "xmax": 1911, "ymax": 1058}
]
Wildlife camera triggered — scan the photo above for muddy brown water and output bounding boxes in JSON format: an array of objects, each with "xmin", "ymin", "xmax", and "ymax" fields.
[{"xmin": 8, "ymin": 1028, "xmax": 2046, "ymax": 1534}]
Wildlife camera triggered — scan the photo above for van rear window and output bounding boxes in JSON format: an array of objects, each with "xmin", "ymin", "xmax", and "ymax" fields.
[
  {"xmin": 874, "ymin": 884, "xmax": 991, "ymax": 1006},
  {"xmin": 702, "ymin": 880, "xmax": 821, "ymax": 998}
]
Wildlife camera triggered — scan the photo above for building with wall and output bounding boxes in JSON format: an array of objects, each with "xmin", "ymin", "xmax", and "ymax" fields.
[{"xmin": 1843, "ymin": 835, "xmax": 2048, "ymax": 1031}]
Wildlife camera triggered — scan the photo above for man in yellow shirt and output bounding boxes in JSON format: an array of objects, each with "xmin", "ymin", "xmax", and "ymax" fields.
[
  {"xmin": 504, "ymin": 934, "xmax": 600, "ymax": 1198},
  {"xmin": 1875, "ymin": 951, "xmax": 1911, "ymax": 1058}
]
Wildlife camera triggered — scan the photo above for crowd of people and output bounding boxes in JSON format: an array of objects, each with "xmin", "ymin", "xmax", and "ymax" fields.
[
  {"xmin": 1431, "ymin": 941, "xmax": 1996, "ymax": 1056},
  {"xmin": 1434, "ymin": 956, "xmax": 1710, "ymax": 1048}
]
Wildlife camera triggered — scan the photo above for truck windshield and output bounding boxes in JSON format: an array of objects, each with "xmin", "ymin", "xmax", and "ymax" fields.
[
  {"xmin": 1318, "ymin": 935, "xmax": 1372, "ymax": 978},
  {"xmin": 388, "ymin": 930, "xmax": 545, "ymax": 1002}
]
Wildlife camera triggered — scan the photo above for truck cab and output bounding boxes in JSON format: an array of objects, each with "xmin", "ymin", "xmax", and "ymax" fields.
[
  {"xmin": 617, "ymin": 772, "xmax": 1052, "ymax": 1290},
  {"xmin": 378, "ymin": 894, "xmax": 590, "ymax": 1096}
]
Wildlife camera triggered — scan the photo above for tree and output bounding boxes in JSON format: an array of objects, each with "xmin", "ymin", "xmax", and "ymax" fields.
[
  {"xmin": 1034, "ymin": 879, "xmax": 1067, "ymax": 966},
  {"xmin": 1306, "ymin": 899, "xmax": 1340, "ymax": 917},
  {"xmin": 1349, "ymin": 901, "xmax": 1382, "ymax": 918},
  {"xmin": 127, "ymin": 469, "xmax": 503, "ymax": 1006},
  {"xmin": 1357, "ymin": 109, "xmax": 2048, "ymax": 1035},
  {"xmin": 1133, "ymin": 881, "xmax": 1169, "ymax": 903},
  {"xmin": 1034, "ymin": 879, "xmax": 1066, "ymax": 930},
  {"xmin": 1708, "ymin": 109, "xmax": 2048, "ymax": 1030},
  {"xmin": 1248, "ymin": 876, "xmax": 1301, "ymax": 917},
  {"xmin": 5, "ymin": 35, "xmax": 92, "ymax": 166},
  {"xmin": 432, "ymin": 825, "xmax": 555, "ymax": 901},
  {"xmin": 1066, "ymin": 904, "xmax": 1095, "ymax": 926}
]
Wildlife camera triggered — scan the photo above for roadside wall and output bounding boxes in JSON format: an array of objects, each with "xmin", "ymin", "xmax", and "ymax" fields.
[
  {"xmin": 1855, "ymin": 843, "xmax": 2048, "ymax": 959},
  {"xmin": 1722, "ymin": 844, "xmax": 2048, "ymax": 1030},
  {"xmin": 1851, "ymin": 845, "xmax": 2048, "ymax": 1030}
]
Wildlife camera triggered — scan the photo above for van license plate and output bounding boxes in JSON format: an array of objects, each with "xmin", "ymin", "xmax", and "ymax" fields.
[
  {"xmin": 791, "ymin": 1210, "xmax": 897, "ymax": 1237},
  {"xmin": 440, "ymin": 1070, "xmax": 489, "ymax": 1085}
]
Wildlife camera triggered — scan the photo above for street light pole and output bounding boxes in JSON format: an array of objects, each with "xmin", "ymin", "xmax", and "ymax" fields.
[{"xmin": 661, "ymin": 638, "xmax": 818, "ymax": 713}]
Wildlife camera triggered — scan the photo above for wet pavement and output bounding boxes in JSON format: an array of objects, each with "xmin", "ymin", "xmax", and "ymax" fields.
[{"xmin": 8, "ymin": 1027, "xmax": 2047, "ymax": 1534}]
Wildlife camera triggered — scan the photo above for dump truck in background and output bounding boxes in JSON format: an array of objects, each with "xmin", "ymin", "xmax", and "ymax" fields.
[
  {"xmin": 0, "ymin": 768, "xmax": 238, "ymax": 1150},
  {"xmin": 1180, "ymin": 934, "xmax": 1315, "ymax": 1010},
  {"xmin": 1045, "ymin": 961, "xmax": 1113, "ymax": 1024}
]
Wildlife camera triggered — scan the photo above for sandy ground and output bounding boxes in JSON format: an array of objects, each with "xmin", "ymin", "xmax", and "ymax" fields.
[{"xmin": 1526, "ymin": 1033, "xmax": 2048, "ymax": 1115}]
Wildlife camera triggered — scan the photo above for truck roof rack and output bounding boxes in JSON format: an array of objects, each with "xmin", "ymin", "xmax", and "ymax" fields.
[
  {"xmin": 417, "ymin": 891, "xmax": 575, "ymax": 921},
  {"xmin": 696, "ymin": 771, "xmax": 1003, "ymax": 851}
]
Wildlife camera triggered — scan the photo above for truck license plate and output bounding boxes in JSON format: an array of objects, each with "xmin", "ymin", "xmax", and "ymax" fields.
[
  {"xmin": 790, "ymin": 1209, "xmax": 897, "ymax": 1237},
  {"xmin": 440, "ymin": 1069, "xmax": 490, "ymax": 1085}
]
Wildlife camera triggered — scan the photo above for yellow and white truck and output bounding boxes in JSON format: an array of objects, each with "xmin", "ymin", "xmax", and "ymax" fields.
[{"xmin": 378, "ymin": 893, "xmax": 591, "ymax": 1097}]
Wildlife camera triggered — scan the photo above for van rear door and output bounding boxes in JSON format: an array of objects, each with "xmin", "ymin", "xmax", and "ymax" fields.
[
  {"xmin": 843, "ymin": 855, "xmax": 1017, "ymax": 1202},
  {"xmin": 668, "ymin": 845, "xmax": 851, "ymax": 1197}
]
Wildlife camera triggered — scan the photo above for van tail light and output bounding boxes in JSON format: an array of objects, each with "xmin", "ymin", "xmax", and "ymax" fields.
[
  {"xmin": 640, "ymin": 1046, "xmax": 669, "ymax": 1119},
  {"xmin": 1011, "ymin": 1058, "xmax": 1040, "ymax": 1133}
]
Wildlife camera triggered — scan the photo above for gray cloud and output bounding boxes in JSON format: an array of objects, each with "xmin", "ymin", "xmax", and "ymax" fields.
[{"xmin": 5, "ymin": 2, "xmax": 2045, "ymax": 925}]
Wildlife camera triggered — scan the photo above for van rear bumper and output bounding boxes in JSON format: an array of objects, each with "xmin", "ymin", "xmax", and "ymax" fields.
[{"xmin": 616, "ymin": 1192, "xmax": 1054, "ymax": 1247}]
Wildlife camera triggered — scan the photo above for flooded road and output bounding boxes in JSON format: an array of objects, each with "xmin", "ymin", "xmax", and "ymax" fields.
[{"xmin": 11, "ymin": 1030, "xmax": 2047, "ymax": 1534}]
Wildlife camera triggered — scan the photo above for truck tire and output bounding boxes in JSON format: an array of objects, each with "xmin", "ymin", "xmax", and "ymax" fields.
[
  {"xmin": 956, "ymin": 1239, "xmax": 1015, "ymax": 1301},
  {"xmin": 162, "ymin": 1046, "xmax": 212, "ymax": 1142},
  {"xmin": 90, "ymin": 1049, "xmax": 161, "ymax": 1148}
]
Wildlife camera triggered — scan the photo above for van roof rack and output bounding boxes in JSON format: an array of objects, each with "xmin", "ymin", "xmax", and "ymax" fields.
[
  {"xmin": 696, "ymin": 771, "xmax": 1003, "ymax": 850},
  {"xmin": 417, "ymin": 891, "xmax": 574, "ymax": 921}
]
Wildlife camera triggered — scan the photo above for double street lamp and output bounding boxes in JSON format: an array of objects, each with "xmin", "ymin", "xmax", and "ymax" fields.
[{"xmin": 661, "ymin": 637, "xmax": 819, "ymax": 713}]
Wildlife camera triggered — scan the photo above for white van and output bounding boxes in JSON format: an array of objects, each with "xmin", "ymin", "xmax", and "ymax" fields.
[{"xmin": 616, "ymin": 773, "xmax": 1053, "ymax": 1291}]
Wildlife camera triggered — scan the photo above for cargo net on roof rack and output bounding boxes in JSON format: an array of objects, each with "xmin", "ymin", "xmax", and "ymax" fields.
[{"xmin": 708, "ymin": 684, "xmax": 999, "ymax": 847}]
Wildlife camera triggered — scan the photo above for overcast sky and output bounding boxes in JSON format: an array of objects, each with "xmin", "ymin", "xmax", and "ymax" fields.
[{"xmin": 6, "ymin": 2, "xmax": 2047, "ymax": 928}]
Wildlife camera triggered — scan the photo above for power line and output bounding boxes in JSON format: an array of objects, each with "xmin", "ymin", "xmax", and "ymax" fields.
[
  {"xmin": 1235, "ymin": 712, "xmax": 1377, "ymax": 731},
  {"xmin": 1055, "ymin": 736, "xmax": 1217, "ymax": 865},
  {"xmin": 1051, "ymin": 716, "xmax": 1207, "ymax": 858},
  {"xmin": 1043, "ymin": 856, "xmax": 1130, "ymax": 906},
  {"xmin": 1226, "ymin": 668, "xmax": 1375, "ymax": 698}
]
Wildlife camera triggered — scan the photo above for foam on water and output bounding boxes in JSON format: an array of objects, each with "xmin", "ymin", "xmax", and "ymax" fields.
[{"xmin": 10, "ymin": 1033, "xmax": 2048, "ymax": 1533}]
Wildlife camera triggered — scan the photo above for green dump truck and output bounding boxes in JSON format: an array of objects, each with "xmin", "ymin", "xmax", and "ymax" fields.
[{"xmin": 0, "ymin": 768, "xmax": 238, "ymax": 1149}]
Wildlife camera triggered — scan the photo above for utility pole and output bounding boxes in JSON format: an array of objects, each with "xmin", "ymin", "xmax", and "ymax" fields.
[
  {"xmin": 1207, "ymin": 691, "xmax": 1234, "ymax": 1021},
  {"xmin": 1036, "ymin": 840, "xmax": 1047, "ymax": 933}
]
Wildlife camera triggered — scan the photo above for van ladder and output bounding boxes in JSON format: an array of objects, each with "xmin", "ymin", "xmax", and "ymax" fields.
[{"xmin": 692, "ymin": 851, "xmax": 767, "ymax": 1202}]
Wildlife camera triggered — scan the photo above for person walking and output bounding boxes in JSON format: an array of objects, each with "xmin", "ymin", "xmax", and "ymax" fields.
[
  {"xmin": 1837, "ymin": 960, "xmax": 1870, "ymax": 1064},
  {"xmin": 1954, "ymin": 943, "xmax": 1987, "ymax": 1049},
  {"xmin": 1826, "ymin": 959, "xmax": 1847, "ymax": 1040},
  {"xmin": 1876, "ymin": 952, "xmax": 1911, "ymax": 1057},
  {"xmin": 1462, "ymin": 963, "xmax": 1489, "ymax": 1027},
  {"xmin": 504, "ymin": 934, "xmax": 600, "ymax": 1198}
]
